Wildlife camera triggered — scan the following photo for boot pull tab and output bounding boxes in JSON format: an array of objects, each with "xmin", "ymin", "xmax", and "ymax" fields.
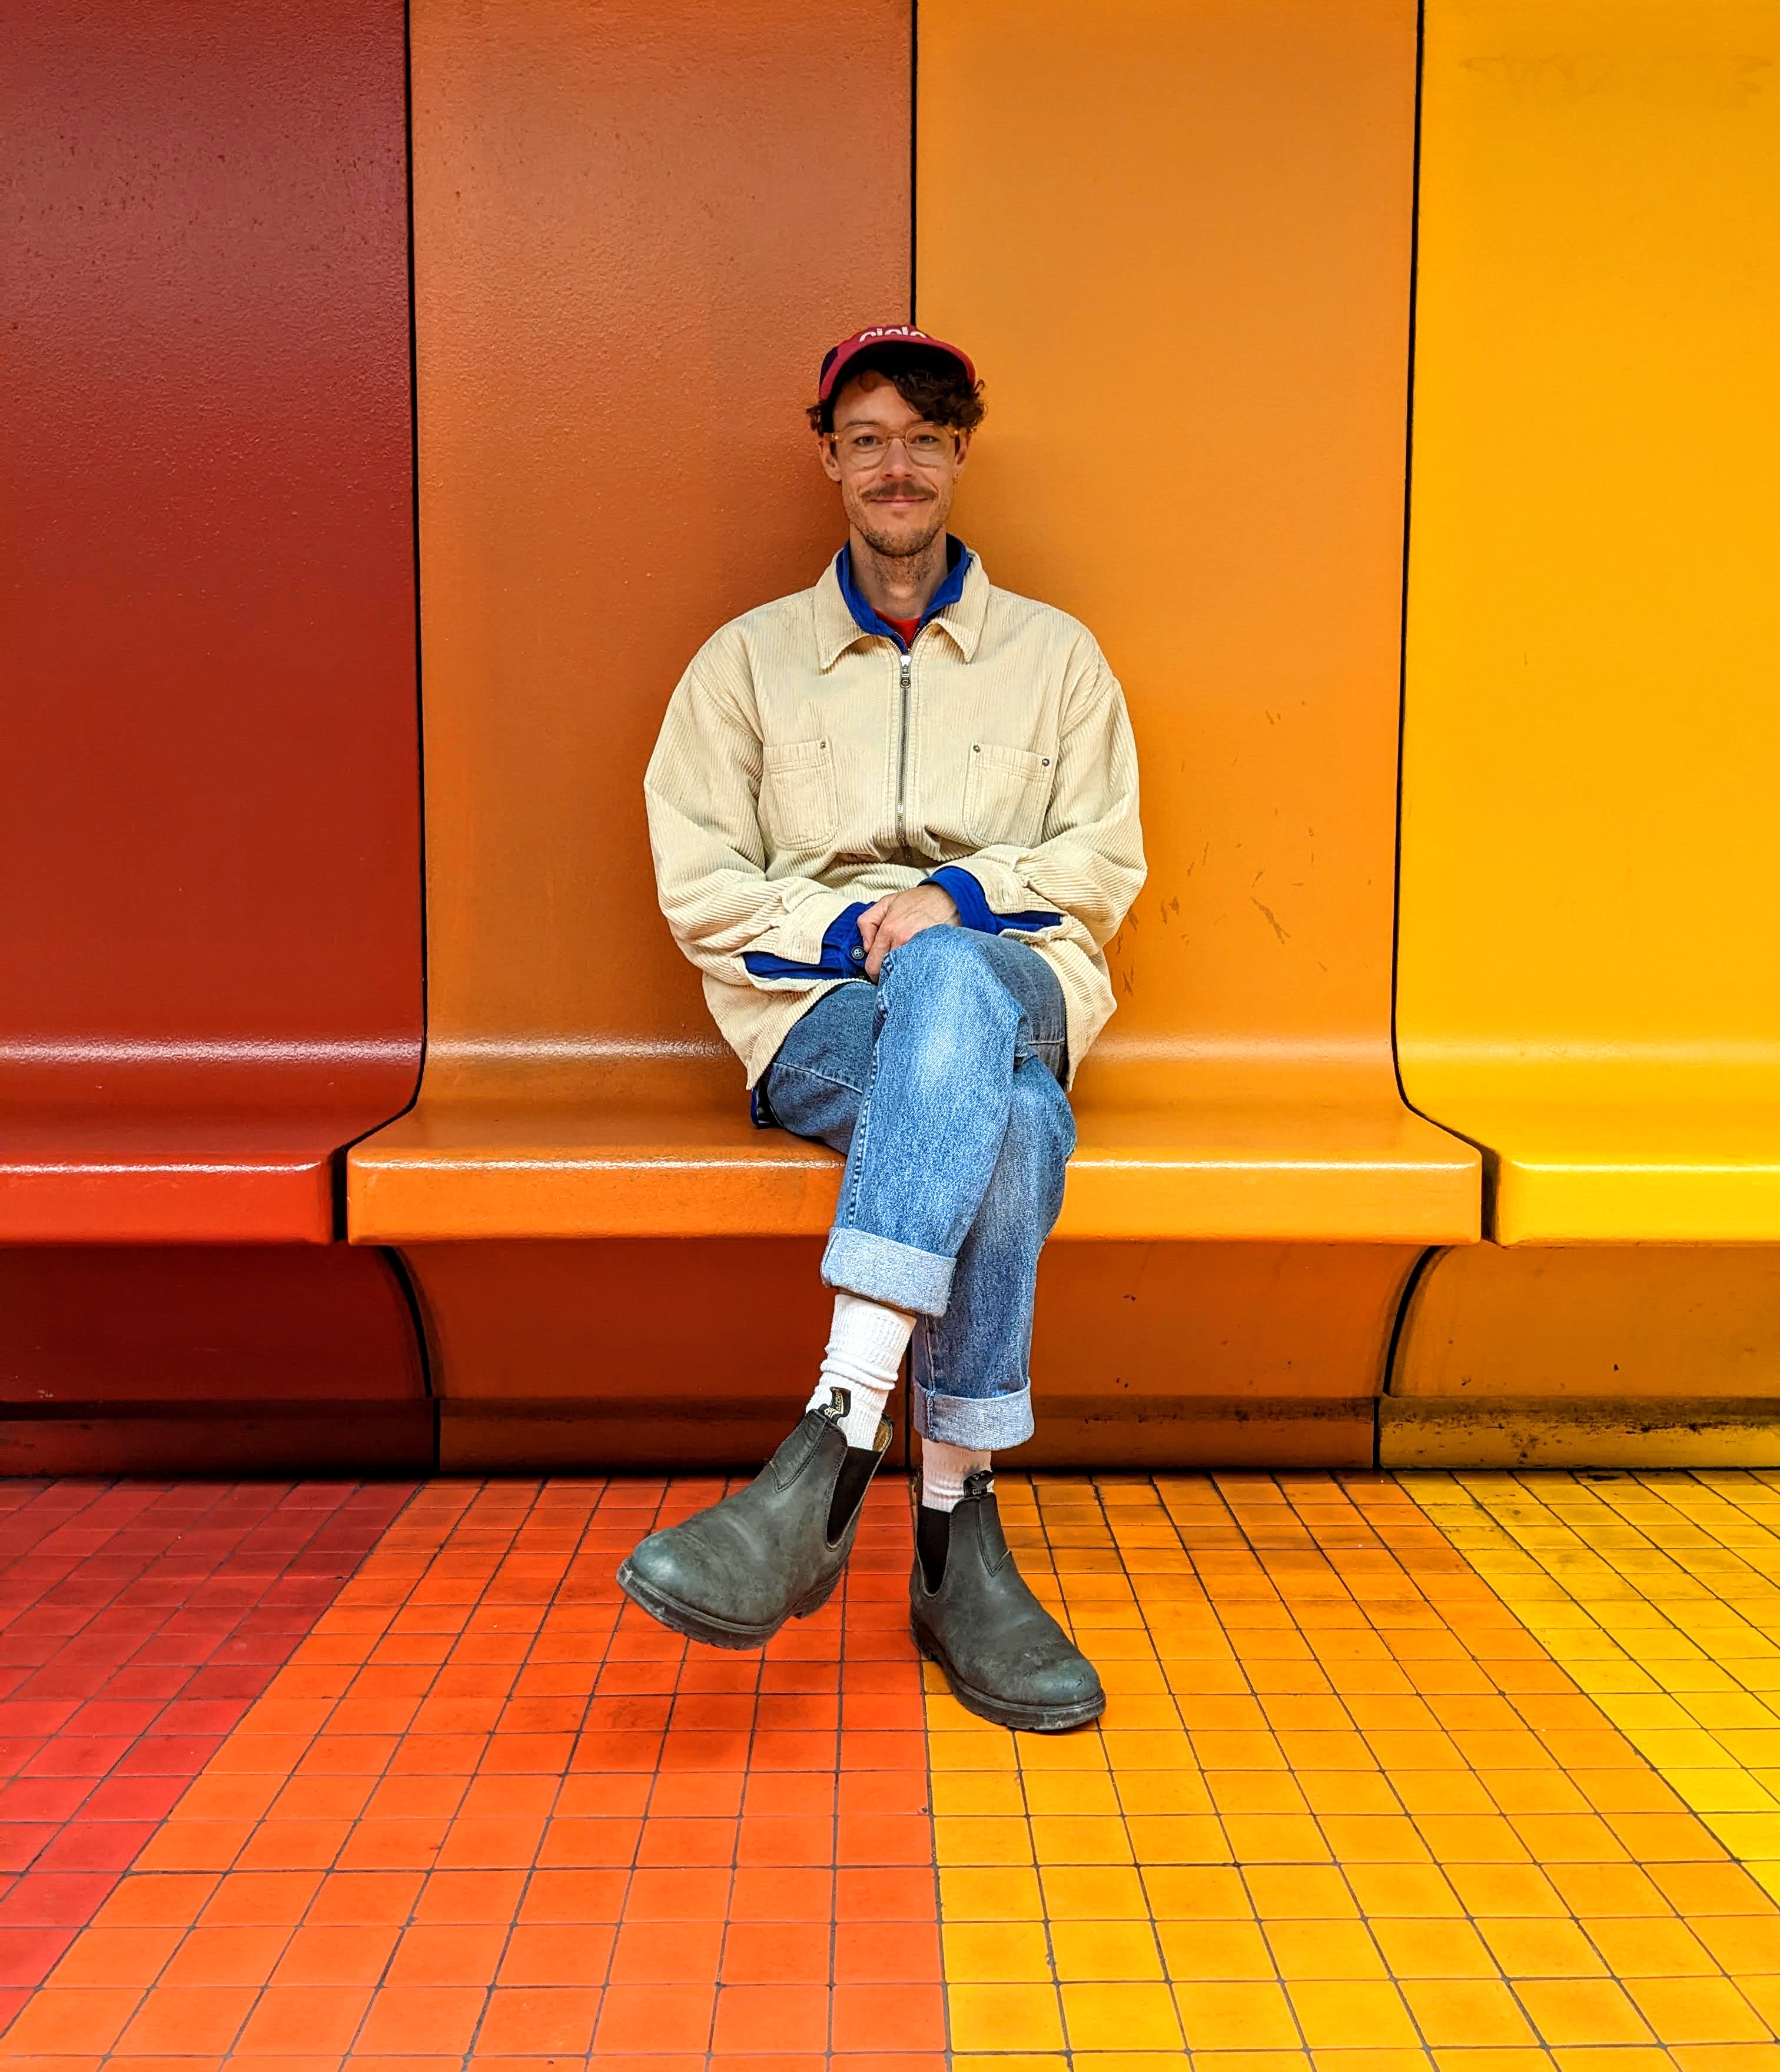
[{"xmin": 967, "ymin": 1471, "xmax": 1012, "ymax": 1572}]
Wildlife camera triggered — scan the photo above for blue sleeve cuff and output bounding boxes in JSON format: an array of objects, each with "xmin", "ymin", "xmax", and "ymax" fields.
[
  {"xmin": 742, "ymin": 902, "xmax": 871, "ymax": 982},
  {"xmin": 926, "ymin": 865, "xmax": 1062, "ymax": 937}
]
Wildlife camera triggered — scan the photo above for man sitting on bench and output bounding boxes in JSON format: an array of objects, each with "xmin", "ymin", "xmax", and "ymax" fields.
[{"xmin": 620, "ymin": 325, "xmax": 1145, "ymax": 1731}]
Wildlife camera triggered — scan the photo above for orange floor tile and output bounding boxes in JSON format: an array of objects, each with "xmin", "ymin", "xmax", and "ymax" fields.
[
  {"xmin": 2, "ymin": 1476, "xmax": 941, "ymax": 2068},
  {"xmin": 9, "ymin": 1467, "xmax": 1780, "ymax": 2070}
]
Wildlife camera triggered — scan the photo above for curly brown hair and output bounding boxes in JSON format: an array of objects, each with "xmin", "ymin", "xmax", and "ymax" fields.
[{"xmin": 807, "ymin": 344, "xmax": 986, "ymax": 437}]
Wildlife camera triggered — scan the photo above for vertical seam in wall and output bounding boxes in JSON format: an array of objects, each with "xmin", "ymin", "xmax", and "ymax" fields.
[
  {"xmin": 905, "ymin": 0, "xmax": 917, "ymax": 1477},
  {"xmin": 1381, "ymin": 1243, "xmax": 1442, "ymax": 1421},
  {"xmin": 328, "ymin": 1, "xmax": 430, "ymax": 1242},
  {"xmin": 1389, "ymin": 0, "xmax": 1427, "ymax": 1118},
  {"xmin": 403, "ymin": 0, "xmax": 430, "ymax": 1116},
  {"xmin": 908, "ymin": 0, "xmax": 918, "ymax": 323},
  {"xmin": 384, "ymin": 1245, "xmax": 439, "ymax": 1419},
  {"xmin": 390, "ymin": 0, "xmax": 434, "ymax": 1431}
]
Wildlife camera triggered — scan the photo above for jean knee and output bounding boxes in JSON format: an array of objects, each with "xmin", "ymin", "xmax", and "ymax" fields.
[
  {"xmin": 1005, "ymin": 1061, "xmax": 1076, "ymax": 1183},
  {"xmin": 881, "ymin": 926, "xmax": 1015, "ymax": 1026}
]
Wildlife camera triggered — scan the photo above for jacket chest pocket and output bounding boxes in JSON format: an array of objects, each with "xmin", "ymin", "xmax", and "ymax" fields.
[
  {"xmin": 761, "ymin": 737, "xmax": 839, "ymax": 850},
  {"xmin": 964, "ymin": 741, "xmax": 1052, "ymax": 847}
]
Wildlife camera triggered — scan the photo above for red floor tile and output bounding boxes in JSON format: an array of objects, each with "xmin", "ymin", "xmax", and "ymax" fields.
[{"xmin": 0, "ymin": 1477, "xmax": 409, "ymax": 1998}]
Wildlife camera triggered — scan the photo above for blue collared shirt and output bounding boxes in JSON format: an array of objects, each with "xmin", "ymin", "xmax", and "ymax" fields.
[{"xmin": 835, "ymin": 533, "xmax": 973, "ymax": 649}]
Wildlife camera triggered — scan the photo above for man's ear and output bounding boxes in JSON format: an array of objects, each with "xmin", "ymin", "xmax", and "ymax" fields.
[
  {"xmin": 951, "ymin": 430, "xmax": 972, "ymax": 474},
  {"xmin": 818, "ymin": 435, "xmax": 843, "ymax": 485}
]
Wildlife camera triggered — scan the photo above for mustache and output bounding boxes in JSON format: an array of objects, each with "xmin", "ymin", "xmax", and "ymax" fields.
[{"xmin": 862, "ymin": 484, "xmax": 937, "ymax": 503}]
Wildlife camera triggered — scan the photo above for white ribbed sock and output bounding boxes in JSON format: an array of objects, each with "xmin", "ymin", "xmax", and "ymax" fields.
[
  {"xmin": 921, "ymin": 1438, "xmax": 992, "ymax": 1512},
  {"xmin": 805, "ymin": 1291, "xmax": 914, "ymax": 1449}
]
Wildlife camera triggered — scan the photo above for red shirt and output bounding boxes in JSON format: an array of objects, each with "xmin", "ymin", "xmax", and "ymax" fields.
[{"xmin": 882, "ymin": 615, "xmax": 921, "ymax": 647}]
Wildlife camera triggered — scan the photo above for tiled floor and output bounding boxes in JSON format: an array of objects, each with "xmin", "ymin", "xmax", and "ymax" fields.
[
  {"xmin": 0, "ymin": 1478, "xmax": 412, "ymax": 2032},
  {"xmin": 1, "ymin": 1475, "xmax": 941, "ymax": 2069},
  {"xmin": 9, "ymin": 1466, "xmax": 1780, "ymax": 2070}
]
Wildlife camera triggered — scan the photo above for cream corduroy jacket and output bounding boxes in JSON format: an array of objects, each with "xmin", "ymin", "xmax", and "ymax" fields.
[{"xmin": 643, "ymin": 551, "xmax": 1147, "ymax": 1089}]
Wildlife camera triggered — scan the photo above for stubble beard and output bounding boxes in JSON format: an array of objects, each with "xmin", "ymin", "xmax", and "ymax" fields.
[{"xmin": 848, "ymin": 489, "xmax": 948, "ymax": 563}]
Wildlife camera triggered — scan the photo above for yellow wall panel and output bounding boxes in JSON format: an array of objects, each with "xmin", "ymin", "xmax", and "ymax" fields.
[{"xmin": 1400, "ymin": 1, "xmax": 1780, "ymax": 1239}]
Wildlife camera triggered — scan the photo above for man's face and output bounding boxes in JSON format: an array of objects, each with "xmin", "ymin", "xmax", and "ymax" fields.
[{"xmin": 819, "ymin": 368, "xmax": 971, "ymax": 558}]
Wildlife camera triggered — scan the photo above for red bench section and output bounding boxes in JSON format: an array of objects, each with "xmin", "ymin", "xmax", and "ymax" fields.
[{"xmin": 1, "ymin": 0, "xmax": 427, "ymax": 1469}]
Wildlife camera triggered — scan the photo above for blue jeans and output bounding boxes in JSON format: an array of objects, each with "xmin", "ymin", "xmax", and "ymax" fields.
[{"xmin": 757, "ymin": 927, "xmax": 1075, "ymax": 1450}]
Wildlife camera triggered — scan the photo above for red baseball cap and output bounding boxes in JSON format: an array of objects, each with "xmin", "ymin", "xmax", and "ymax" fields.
[{"xmin": 818, "ymin": 323, "xmax": 977, "ymax": 404}]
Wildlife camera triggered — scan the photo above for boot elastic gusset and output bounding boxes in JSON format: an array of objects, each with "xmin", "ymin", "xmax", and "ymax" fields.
[{"xmin": 617, "ymin": 1398, "xmax": 888, "ymax": 1650}]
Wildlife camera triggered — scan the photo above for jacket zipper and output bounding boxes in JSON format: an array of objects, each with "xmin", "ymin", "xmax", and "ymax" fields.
[{"xmin": 895, "ymin": 646, "xmax": 912, "ymax": 848}]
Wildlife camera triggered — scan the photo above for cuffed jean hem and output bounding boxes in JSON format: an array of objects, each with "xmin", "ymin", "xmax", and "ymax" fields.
[
  {"xmin": 822, "ymin": 1226, "xmax": 954, "ymax": 1318},
  {"xmin": 913, "ymin": 1381, "xmax": 1035, "ymax": 1451}
]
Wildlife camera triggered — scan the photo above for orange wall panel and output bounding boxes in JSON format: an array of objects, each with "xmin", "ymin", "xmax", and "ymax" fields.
[
  {"xmin": 917, "ymin": 0, "xmax": 1419, "ymax": 1099},
  {"xmin": 409, "ymin": 0, "xmax": 912, "ymax": 1099}
]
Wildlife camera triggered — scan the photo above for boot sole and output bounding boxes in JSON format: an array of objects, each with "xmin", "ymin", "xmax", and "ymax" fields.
[
  {"xmin": 912, "ymin": 1621, "xmax": 1106, "ymax": 1734},
  {"xmin": 617, "ymin": 1559, "xmax": 841, "ymax": 1652}
]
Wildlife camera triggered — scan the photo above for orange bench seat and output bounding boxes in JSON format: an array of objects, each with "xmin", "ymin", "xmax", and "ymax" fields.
[{"xmin": 348, "ymin": 1077, "xmax": 1478, "ymax": 1245}]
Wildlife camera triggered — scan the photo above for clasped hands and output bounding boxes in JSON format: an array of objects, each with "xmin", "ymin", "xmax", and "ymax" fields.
[{"xmin": 856, "ymin": 883, "xmax": 959, "ymax": 981}]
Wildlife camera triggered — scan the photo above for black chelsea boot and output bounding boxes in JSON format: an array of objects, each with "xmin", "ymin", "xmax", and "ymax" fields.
[
  {"xmin": 617, "ymin": 1390, "xmax": 888, "ymax": 1650},
  {"xmin": 910, "ymin": 1472, "xmax": 1104, "ymax": 1731}
]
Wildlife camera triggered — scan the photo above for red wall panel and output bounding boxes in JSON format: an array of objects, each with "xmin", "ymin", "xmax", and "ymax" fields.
[{"xmin": 1, "ymin": 0, "xmax": 421, "ymax": 1239}]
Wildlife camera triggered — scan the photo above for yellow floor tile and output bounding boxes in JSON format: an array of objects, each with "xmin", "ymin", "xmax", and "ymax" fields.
[
  {"xmin": 1061, "ymin": 1979, "xmax": 1184, "ymax": 2050},
  {"xmin": 1026, "ymin": 1814, "xmax": 1134, "ymax": 1864},
  {"xmin": 1479, "ymin": 1917, "xmax": 1610, "ymax": 1978},
  {"xmin": 1157, "ymin": 1917, "xmax": 1275, "ymax": 1981},
  {"xmin": 1072, "ymin": 2057, "xmax": 1192, "ymax": 2072},
  {"xmin": 1286, "ymin": 1979, "xmax": 1421, "ymax": 2049},
  {"xmin": 1117, "ymin": 1770, "xmax": 1217, "ymax": 1816},
  {"xmin": 1048, "ymin": 1918, "xmax": 1165, "ymax": 1982},
  {"xmin": 1141, "ymin": 1865, "xmax": 1251, "ymax": 1919},
  {"xmin": 1515, "ymin": 1977, "xmax": 1658, "ymax": 2047},
  {"xmin": 933, "ymin": 1814, "xmax": 1035, "ymax": 1864},
  {"xmin": 1625, "ymin": 1975, "xmax": 1771, "ymax": 2046},
  {"xmin": 941, "ymin": 1864, "xmax": 1044, "ymax": 1919},
  {"xmin": 1248, "ymin": 1865, "xmax": 1361, "ymax": 1918},
  {"xmin": 1221, "ymin": 1814, "xmax": 1333, "ymax": 1863},
  {"xmin": 946, "ymin": 1981, "xmax": 1067, "ymax": 2053},
  {"xmin": 1402, "ymin": 1977, "xmax": 1541, "ymax": 2047},
  {"xmin": 1344, "ymin": 1863, "xmax": 1467, "ymax": 1917},
  {"xmin": 1698, "ymin": 1917, "xmax": 1780, "ymax": 1972},
  {"xmin": 1264, "ymin": 1918, "xmax": 1390, "ymax": 1981},
  {"xmin": 932, "ymin": 1769, "xmax": 1025, "ymax": 1816},
  {"xmin": 1430, "ymin": 2050, "xmax": 1558, "ymax": 2072},
  {"xmin": 1445, "ymin": 1865, "xmax": 1568, "ymax": 1917},
  {"xmin": 1309, "ymin": 2053, "xmax": 1432, "ymax": 2072},
  {"xmin": 1190, "ymin": 2049, "xmax": 1313, "ymax": 2072},
  {"xmin": 1370, "ymin": 1917, "xmax": 1498, "ymax": 1978},
  {"xmin": 1582, "ymin": 1914, "xmax": 1719, "ymax": 1977},
  {"xmin": 1667, "ymin": 2048, "xmax": 1780, "ymax": 2072},
  {"xmin": 1175, "ymin": 1979, "xmax": 1303, "ymax": 2050},
  {"xmin": 942, "ymin": 1920, "xmax": 1054, "ymax": 1983},
  {"xmin": 1024, "ymin": 1770, "xmax": 1121, "ymax": 1816}
]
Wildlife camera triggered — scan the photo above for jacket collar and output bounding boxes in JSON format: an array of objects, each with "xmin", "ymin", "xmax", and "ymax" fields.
[{"xmin": 815, "ymin": 536, "xmax": 989, "ymax": 669}]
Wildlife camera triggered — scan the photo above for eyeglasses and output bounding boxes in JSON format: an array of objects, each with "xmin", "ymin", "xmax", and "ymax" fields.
[{"xmin": 827, "ymin": 423, "xmax": 959, "ymax": 473}]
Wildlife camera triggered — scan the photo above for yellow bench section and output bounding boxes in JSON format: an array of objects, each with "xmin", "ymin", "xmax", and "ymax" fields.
[
  {"xmin": 1397, "ymin": 0, "xmax": 1780, "ymax": 1246},
  {"xmin": 348, "ymin": 0, "xmax": 1478, "ymax": 1466},
  {"xmin": 1385, "ymin": 1245, "xmax": 1780, "ymax": 1469}
]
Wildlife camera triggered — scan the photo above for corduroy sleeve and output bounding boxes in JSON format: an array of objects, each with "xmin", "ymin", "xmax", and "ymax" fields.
[
  {"xmin": 950, "ymin": 648, "xmax": 1147, "ymax": 952},
  {"xmin": 643, "ymin": 638, "xmax": 859, "ymax": 986}
]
